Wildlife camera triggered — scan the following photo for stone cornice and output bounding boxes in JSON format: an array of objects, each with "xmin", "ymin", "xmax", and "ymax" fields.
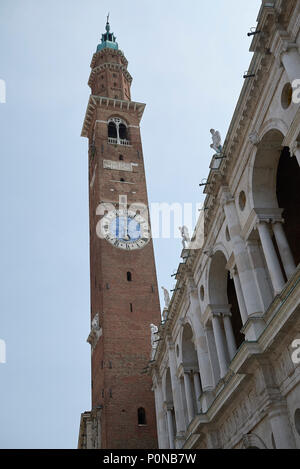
[
  {"xmin": 81, "ymin": 95, "xmax": 146, "ymax": 138},
  {"xmin": 90, "ymin": 48, "xmax": 128, "ymax": 69},
  {"xmin": 88, "ymin": 62, "xmax": 133, "ymax": 88}
]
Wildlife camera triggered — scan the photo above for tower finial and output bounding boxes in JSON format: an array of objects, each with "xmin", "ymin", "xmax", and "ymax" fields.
[
  {"xmin": 97, "ymin": 14, "xmax": 118, "ymax": 52},
  {"xmin": 105, "ymin": 13, "xmax": 110, "ymax": 33}
]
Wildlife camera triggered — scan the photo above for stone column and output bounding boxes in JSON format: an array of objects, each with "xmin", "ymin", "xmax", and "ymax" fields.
[
  {"xmin": 189, "ymin": 286, "xmax": 214, "ymax": 393},
  {"xmin": 153, "ymin": 378, "xmax": 169, "ymax": 449},
  {"xmin": 212, "ymin": 314, "xmax": 228, "ymax": 378},
  {"xmin": 272, "ymin": 221, "xmax": 296, "ymax": 279},
  {"xmin": 281, "ymin": 44, "xmax": 300, "ymax": 85},
  {"xmin": 222, "ymin": 314, "xmax": 237, "ymax": 361},
  {"xmin": 183, "ymin": 371, "xmax": 195, "ymax": 424},
  {"xmin": 257, "ymin": 221, "xmax": 285, "ymax": 294},
  {"xmin": 221, "ymin": 187, "xmax": 262, "ymax": 319},
  {"xmin": 204, "ymin": 325, "xmax": 220, "ymax": 386},
  {"xmin": 167, "ymin": 343, "xmax": 186, "ymax": 435},
  {"xmin": 268, "ymin": 404, "xmax": 296, "ymax": 449},
  {"xmin": 166, "ymin": 406, "xmax": 175, "ymax": 450},
  {"xmin": 230, "ymin": 266, "xmax": 248, "ymax": 324},
  {"xmin": 193, "ymin": 372, "xmax": 202, "ymax": 414},
  {"xmin": 245, "ymin": 240, "xmax": 273, "ymax": 312}
]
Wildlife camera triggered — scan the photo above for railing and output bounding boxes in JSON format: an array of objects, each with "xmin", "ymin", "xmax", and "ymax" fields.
[{"xmin": 108, "ymin": 137, "xmax": 131, "ymax": 146}]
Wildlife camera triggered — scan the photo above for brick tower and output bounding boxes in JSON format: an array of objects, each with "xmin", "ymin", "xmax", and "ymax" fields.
[{"xmin": 78, "ymin": 18, "xmax": 161, "ymax": 450}]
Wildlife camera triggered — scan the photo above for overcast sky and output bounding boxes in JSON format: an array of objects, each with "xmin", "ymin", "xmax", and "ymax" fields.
[{"xmin": 0, "ymin": 0, "xmax": 261, "ymax": 449}]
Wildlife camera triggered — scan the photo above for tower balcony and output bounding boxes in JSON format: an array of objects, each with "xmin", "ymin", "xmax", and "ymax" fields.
[{"xmin": 108, "ymin": 137, "xmax": 131, "ymax": 146}]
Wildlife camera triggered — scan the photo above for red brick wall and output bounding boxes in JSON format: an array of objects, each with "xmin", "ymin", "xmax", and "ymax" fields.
[
  {"xmin": 90, "ymin": 48, "xmax": 131, "ymax": 101},
  {"xmin": 87, "ymin": 51, "xmax": 161, "ymax": 448}
]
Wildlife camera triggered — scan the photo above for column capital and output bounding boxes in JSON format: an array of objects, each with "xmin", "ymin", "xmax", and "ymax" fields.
[
  {"xmin": 211, "ymin": 312, "xmax": 223, "ymax": 319},
  {"xmin": 209, "ymin": 304, "xmax": 232, "ymax": 317},
  {"xmin": 281, "ymin": 40, "xmax": 299, "ymax": 56},
  {"xmin": 254, "ymin": 208, "xmax": 284, "ymax": 227},
  {"xmin": 255, "ymin": 216, "xmax": 283, "ymax": 230},
  {"xmin": 271, "ymin": 218, "xmax": 285, "ymax": 225},
  {"xmin": 222, "ymin": 311, "xmax": 232, "ymax": 319},
  {"xmin": 255, "ymin": 218, "xmax": 272, "ymax": 230}
]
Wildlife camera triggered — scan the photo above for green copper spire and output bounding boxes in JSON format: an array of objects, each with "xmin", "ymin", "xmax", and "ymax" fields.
[{"xmin": 97, "ymin": 14, "xmax": 119, "ymax": 52}]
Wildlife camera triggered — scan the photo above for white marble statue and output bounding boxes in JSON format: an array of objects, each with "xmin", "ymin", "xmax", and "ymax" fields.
[
  {"xmin": 210, "ymin": 129, "xmax": 223, "ymax": 154},
  {"xmin": 87, "ymin": 313, "xmax": 102, "ymax": 350},
  {"xmin": 179, "ymin": 225, "xmax": 191, "ymax": 249},
  {"xmin": 150, "ymin": 324, "xmax": 159, "ymax": 360},
  {"xmin": 161, "ymin": 287, "xmax": 170, "ymax": 308},
  {"xmin": 92, "ymin": 313, "xmax": 100, "ymax": 331}
]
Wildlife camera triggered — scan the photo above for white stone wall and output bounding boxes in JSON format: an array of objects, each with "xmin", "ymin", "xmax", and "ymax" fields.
[{"xmin": 151, "ymin": 0, "xmax": 300, "ymax": 450}]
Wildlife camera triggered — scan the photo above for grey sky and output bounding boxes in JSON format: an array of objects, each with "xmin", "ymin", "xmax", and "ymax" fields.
[{"xmin": 0, "ymin": 0, "xmax": 261, "ymax": 449}]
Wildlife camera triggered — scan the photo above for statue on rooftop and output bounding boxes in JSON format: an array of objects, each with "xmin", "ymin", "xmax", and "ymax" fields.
[
  {"xmin": 210, "ymin": 129, "xmax": 223, "ymax": 154},
  {"xmin": 150, "ymin": 324, "xmax": 159, "ymax": 360},
  {"xmin": 161, "ymin": 287, "xmax": 170, "ymax": 308},
  {"xmin": 179, "ymin": 225, "xmax": 191, "ymax": 249}
]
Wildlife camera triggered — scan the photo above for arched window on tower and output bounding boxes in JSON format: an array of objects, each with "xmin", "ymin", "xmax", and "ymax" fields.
[
  {"xmin": 127, "ymin": 272, "xmax": 132, "ymax": 282},
  {"xmin": 119, "ymin": 123, "xmax": 128, "ymax": 141},
  {"xmin": 107, "ymin": 118, "xmax": 130, "ymax": 146},
  {"xmin": 108, "ymin": 121, "xmax": 117, "ymax": 139},
  {"xmin": 138, "ymin": 407, "xmax": 147, "ymax": 425}
]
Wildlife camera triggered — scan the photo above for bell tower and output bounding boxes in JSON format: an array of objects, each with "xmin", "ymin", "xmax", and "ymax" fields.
[{"xmin": 78, "ymin": 19, "xmax": 161, "ymax": 450}]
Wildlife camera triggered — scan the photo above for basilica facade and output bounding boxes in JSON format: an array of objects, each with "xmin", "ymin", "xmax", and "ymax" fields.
[{"xmin": 150, "ymin": 0, "xmax": 300, "ymax": 449}]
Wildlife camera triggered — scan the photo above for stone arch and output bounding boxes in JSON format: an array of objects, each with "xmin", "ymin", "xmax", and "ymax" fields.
[
  {"xmin": 164, "ymin": 367, "xmax": 177, "ymax": 449},
  {"xmin": 208, "ymin": 250, "xmax": 244, "ymax": 348},
  {"xmin": 165, "ymin": 368, "xmax": 173, "ymax": 404},
  {"xmin": 250, "ymin": 127, "xmax": 300, "ymax": 275},
  {"xmin": 208, "ymin": 250, "xmax": 229, "ymax": 305},
  {"xmin": 251, "ymin": 129, "xmax": 284, "ymax": 209},
  {"xmin": 107, "ymin": 116, "xmax": 130, "ymax": 143},
  {"xmin": 182, "ymin": 322, "xmax": 198, "ymax": 369},
  {"xmin": 205, "ymin": 243, "xmax": 230, "ymax": 303},
  {"xmin": 181, "ymin": 322, "xmax": 202, "ymax": 419},
  {"xmin": 259, "ymin": 118, "xmax": 289, "ymax": 142},
  {"xmin": 242, "ymin": 433, "xmax": 267, "ymax": 449}
]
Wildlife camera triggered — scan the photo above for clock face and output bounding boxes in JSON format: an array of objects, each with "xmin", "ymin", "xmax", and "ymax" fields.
[{"xmin": 102, "ymin": 210, "xmax": 151, "ymax": 250}]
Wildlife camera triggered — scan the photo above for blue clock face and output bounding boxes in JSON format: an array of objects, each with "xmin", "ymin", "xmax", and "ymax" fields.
[
  {"xmin": 110, "ymin": 216, "xmax": 142, "ymax": 242},
  {"xmin": 102, "ymin": 210, "xmax": 151, "ymax": 250}
]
